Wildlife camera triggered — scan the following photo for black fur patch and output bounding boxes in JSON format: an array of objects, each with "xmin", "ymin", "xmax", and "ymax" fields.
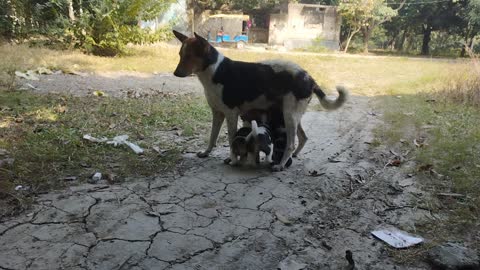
[
  {"xmin": 203, "ymin": 45, "xmax": 219, "ymax": 70},
  {"xmin": 211, "ymin": 50, "xmax": 314, "ymax": 109}
]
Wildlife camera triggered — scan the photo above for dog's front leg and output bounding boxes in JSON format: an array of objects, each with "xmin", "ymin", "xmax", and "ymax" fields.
[
  {"xmin": 198, "ymin": 110, "xmax": 225, "ymax": 158},
  {"xmin": 224, "ymin": 112, "xmax": 240, "ymax": 165}
]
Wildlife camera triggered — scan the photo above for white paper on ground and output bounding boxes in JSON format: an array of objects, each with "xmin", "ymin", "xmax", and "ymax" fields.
[
  {"xmin": 83, "ymin": 134, "xmax": 108, "ymax": 143},
  {"xmin": 84, "ymin": 134, "xmax": 144, "ymax": 154},
  {"xmin": 372, "ymin": 227, "xmax": 424, "ymax": 248}
]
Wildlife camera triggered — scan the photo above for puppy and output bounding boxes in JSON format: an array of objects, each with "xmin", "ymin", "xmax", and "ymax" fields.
[{"xmin": 231, "ymin": 120, "xmax": 273, "ymax": 166}]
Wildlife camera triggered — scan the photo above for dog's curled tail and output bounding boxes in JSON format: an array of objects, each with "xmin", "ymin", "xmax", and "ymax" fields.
[{"xmin": 314, "ymin": 85, "xmax": 348, "ymax": 110}]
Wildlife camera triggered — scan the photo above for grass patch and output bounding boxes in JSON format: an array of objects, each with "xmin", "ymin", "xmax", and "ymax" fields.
[
  {"xmin": 375, "ymin": 92, "xmax": 480, "ymax": 253},
  {"xmin": 1, "ymin": 43, "xmax": 469, "ymax": 97},
  {"xmin": 0, "ymin": 90, "xmax": 210, "ymax": 217}
]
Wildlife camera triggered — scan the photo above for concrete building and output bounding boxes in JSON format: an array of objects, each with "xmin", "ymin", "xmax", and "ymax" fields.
[
  {"xmin": 144, "ymin": 1, "xmax": 341, "ymax": 51},
  {"xmin": 267, "ymin": 3, "xmax": 341, "ymax": 50}
]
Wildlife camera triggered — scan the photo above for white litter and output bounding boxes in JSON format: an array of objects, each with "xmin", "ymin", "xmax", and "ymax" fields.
[
  {"xmin": 15, "ymin": 185, "xmax": 24, "ymax": 191},
  {"xmin": 83, "ymin": 134, "xmax": 108, "ymax": 143},
  {"xmin": 15, "ymin": 70, "xmax": 39, "ymax": 81},
  {"xmin": 372, "ymin": 227, "xmax": 424, "ymax": 248},
  {"xmin": 92, "ymin": 172, "xmax": 102, "ymax": 181},
  {"xmin": 36, "ymin": 67, "xmax": 53, "ymax": 75},
  {"xmin": 278, "ymin": 257, "xmax": 307, "ymax": 270},
  {"xmin": 83, "ymin": 134, "xmax": 144, "ymax": 154},
  {"xmin": 398, "ymin": 179, "xmax": 414, "ymax": 187},
  {"xmin": 106, "ymin": 135, "xmax": 144, "ymax": 154}
]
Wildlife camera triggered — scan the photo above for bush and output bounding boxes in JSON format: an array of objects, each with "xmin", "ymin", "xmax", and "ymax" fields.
[{"xmin": 1, "ymin": 0, "xmax": 174, "ymax": 56}]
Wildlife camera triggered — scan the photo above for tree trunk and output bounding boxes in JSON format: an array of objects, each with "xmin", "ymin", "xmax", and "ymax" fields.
[
  {"xmin": 421, "ymin": 24, "xmax": 432, "ymax": 55},
  {"xmin": 362, "ymin": 25, "xmax": 374, "ymax": 53},
  {"xmin": 398, "ymin": 29, "xmax": 407, "ymax": 51},
  {"xmin": 461, "ymin": 25, "xmax": 473, "ymax": 57},
  {"xmin": 68, "ymin": 0, "xmax": 75, "ymax": 21},
  {"xmin": 344, "ymin": 28, "xmax": 360, "ymax": 53}
]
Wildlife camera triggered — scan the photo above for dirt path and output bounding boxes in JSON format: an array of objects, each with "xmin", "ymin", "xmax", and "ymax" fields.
[
  {"xmin": 18, "ymin": 72, "xmax": 202, "ymax": 97},
  {"xmin": 2, "ymin": 74, "xmax": 432, "ymax": 269}
]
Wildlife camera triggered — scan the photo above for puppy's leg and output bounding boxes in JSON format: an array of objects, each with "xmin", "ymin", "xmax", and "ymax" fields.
[
  {"xmin": 198, "ymin": 110, "xmax": 224, "ymax": 158},
  {"xmin": 225, "ymin": 111, "xmax": 240, "ymax": 165},
  {"xmin": 293, "ymin": 123, "xmax": 307, "ymax": 157},
  {"xmin": 246, "ymin": 152, "xmax": 257, "ymax": 166},
  {"xmin": 266, "ymin": 144, "xmax": 273, "ymax": 163}
]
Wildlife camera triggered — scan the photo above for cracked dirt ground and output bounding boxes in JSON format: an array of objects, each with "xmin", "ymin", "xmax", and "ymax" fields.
[{"xmin": 2, "ymin": 75, "xmax": 433, "ymax": 269}]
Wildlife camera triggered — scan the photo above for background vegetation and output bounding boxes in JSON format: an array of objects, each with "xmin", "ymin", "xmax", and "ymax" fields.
[{"xmin": 1, "ymin": 0, "xmax": 479, "ymax": 57}]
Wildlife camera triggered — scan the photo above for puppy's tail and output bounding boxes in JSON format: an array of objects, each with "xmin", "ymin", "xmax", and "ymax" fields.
[
  {"xmin": 250, "ymin": 120, "xmax": 259, "ymax": 138},
  {"xmin": 313, "ymin": 84, "xmax": 348, "ymax": 110}
]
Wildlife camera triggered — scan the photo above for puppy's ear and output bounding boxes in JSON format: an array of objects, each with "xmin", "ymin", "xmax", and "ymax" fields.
[
  {"xmin": 173, "ymin": 30, "xmax": 188, "ymax": 42},
  {"xmin": 194, "ymin": 32, "xmax": 209, "ymax": 45}
]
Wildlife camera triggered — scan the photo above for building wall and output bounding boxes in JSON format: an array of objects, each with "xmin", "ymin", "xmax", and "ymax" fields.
[{"xmin": 268, "ymin": 3, "xmax": 341, "ymax": 50}]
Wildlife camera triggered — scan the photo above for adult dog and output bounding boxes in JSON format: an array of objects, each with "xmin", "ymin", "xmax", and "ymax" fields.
[{"xmin": 172, "ymin": 30, "xmax": 347, "ymax": 171}]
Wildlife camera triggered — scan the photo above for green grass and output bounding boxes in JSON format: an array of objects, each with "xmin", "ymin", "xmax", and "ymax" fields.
[
  {"xmin": 375, "ymin": 92, "xmax": 480, "ymax": 254},
  {"xmin": 0, "ymin": 90, "xmax": 210, "ymax": 217}
]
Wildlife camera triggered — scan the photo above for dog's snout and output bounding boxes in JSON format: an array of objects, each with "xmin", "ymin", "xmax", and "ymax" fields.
[{"xmin": 173, "ymin": 68, "xmax": 188, "ymax": 78}]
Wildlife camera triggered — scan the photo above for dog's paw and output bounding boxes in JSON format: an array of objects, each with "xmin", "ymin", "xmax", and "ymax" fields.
[
  {"xmin": 197, "ymin": 151, "xmax": 210, "ymax": 158},
  {"xmin": 271, "ymin": 165, "xmax": 284, "ymax": 172},
  {"xmin": 223, "ymin": 157, "xmax": 231, "ymax": 164}
]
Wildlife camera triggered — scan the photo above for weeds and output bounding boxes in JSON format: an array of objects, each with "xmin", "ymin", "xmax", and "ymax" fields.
[
  {"xmin": 431, "ymin": 47, "xmax": 480, "ymax": 107},
  {"xmin": 376, "ymin": 94, "xmax": 480, "ymax": 254},
  {"xmin": 0, "ymin": 90, "xmax": 210, "ymax": 217}
]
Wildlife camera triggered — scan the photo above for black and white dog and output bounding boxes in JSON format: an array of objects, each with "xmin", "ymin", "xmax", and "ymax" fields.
[{"xmin": 172, "ymin": 30, "xmax": 347, "ymax": 171}]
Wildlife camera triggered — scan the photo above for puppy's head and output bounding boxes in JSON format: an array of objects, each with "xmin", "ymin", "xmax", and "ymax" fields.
[
  {"xmin": 231, "ymin": 137, "xmax": 249, "ymax": 157},
  {"xmin": 172, "ymin": 30, "xmax": 213, "ymax": 77}
]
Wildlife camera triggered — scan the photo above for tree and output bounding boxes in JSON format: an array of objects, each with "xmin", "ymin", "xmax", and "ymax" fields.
[
  {"xmin": 339, "ymin": 0, "xmax": 403, "ymax": 53},
  {"xmin": 360, "ymin": 0, "xmax": 404, "ymax": 53},
  {"xmin": 338, "ymin": 0, "xmax": 366, "ymax": 52},
  {"xmin": 461, "ymin": 0, "xmax": 480, "ymax": 55}
]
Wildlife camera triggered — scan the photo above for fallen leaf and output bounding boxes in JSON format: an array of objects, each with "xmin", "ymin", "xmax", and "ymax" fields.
[
  {"xmin": 418, "ymin": 164, "xmax": 433, "ymax": 171},
  {"xmin": 308, "ymin": 170, "xmax": 325, "ymax": 177},
  {"xmin": 55, "ymin": 105, "xmax": 67, "ymax": 114},
  {"xmin": 398, "ymin": 179, "xmax": 414, "ymax": 187},
  {"xmin": 93, "ymin": 90, "xmax": 106, "ymax": 97},
  {"xmin": 430, "ymin": 169, "xmax": 444, "ymax": 179},
  {"xmin": 275, "ymin": 212, "xmax": 292, "ymax": 225},
  {"xmin": 37, "ymin": 67, "xmax": 53, "ymax": 75},
  {"xmin": 387, "ymin": 159, "xmax": 402, "ymax": 167},
  {"xmin": 63, "ymin": 176, "xmax": 77, "ymax": 181},
  {"xmin": 437, "ymin": 192, "xmax": 465, "ymax": 198}
]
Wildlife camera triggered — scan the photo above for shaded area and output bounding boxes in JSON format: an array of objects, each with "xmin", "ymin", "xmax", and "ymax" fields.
[{"xmin": 0, "ymin": 96, "xmax": 434, "ymax": 269}]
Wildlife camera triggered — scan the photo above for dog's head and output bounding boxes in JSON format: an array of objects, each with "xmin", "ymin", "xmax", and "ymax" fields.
[{"xmin": 172, "ymin": 30, "xmax": 215, "ymax": 77}]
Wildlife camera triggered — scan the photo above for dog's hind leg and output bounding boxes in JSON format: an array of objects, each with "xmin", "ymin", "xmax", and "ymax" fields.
[
  {"xmin": 272, "ymin": 95, "xmax": 309, "ymax": 171},
  {"xmin": 198, "ymin": 110, "xmax": 224, "ymax": 158},
  {"xmin": 293, "ymin": 123, "xmax": 307, "ymax": 157},
  {"xmin": 272, "ymin": 97, "xmax": 297, "ymax": 171}
]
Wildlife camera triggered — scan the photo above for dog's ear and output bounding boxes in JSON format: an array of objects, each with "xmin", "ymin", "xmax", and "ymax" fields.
[
  {"xmin": 194, "ymin": 32, "xmax": 209, "ymax": 46},
  {"xmin": 173, "ymin": 30, "xmax": 188, "ymax": 42}
]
